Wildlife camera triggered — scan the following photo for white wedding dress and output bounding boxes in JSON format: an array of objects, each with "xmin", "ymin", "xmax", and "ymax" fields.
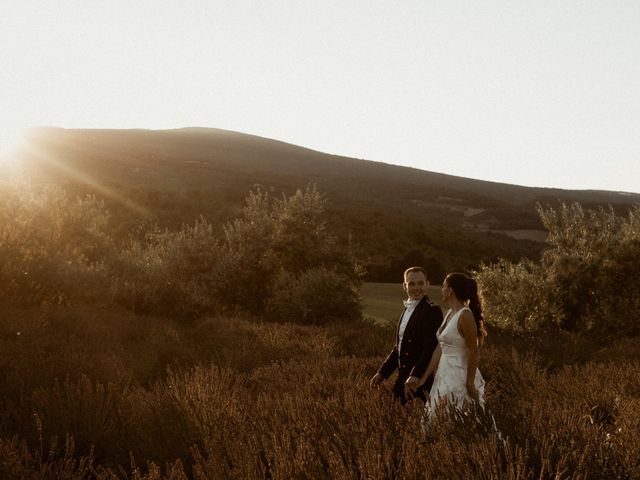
[{"xmin": 425, "ymin": 307, "xmax": 486, "ymax": 420}]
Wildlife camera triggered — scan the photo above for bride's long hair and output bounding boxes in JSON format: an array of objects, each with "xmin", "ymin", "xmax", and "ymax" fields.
[{"xmin": 445, "ymin": 273, "xmax": 488, "ymax": 345}]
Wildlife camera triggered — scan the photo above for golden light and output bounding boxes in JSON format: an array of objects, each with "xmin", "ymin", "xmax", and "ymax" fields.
[{"xmin": 0, "ymin": 124, "xmax": 26, "ymax": 168}]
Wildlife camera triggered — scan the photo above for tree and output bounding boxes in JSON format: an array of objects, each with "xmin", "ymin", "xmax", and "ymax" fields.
[
  {"xmin": 476, "ymin": 203, "xmax": 640, "ymax": 335},
  {"xmin": 214, "ymin": 186, "xmax": 363, "ymax": 322}
]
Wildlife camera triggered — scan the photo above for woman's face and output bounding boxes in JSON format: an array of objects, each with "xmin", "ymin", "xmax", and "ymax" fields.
[{"xmin": 441, "ymin": 280, "xmax": 452, "ymax": 303}]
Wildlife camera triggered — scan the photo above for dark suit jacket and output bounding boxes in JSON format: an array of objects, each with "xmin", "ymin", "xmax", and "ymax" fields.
[{"xmin": 377, "ymin": 295, "xmax": 443, "ymax": 403}]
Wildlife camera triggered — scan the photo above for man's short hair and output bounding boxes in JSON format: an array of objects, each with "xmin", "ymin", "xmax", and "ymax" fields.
[{"xmin": 403, "ymin": 266, "xmax": 428, "ymax": 282}]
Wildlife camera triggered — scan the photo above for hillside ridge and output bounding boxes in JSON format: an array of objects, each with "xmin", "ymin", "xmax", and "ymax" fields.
[
  {"xmin": 18, "ymin": 126, "xmax": 639, "ymax": 203},
  {"xmin": 8, "ymin": 126, "xmax": 640, "ymax": 281}
]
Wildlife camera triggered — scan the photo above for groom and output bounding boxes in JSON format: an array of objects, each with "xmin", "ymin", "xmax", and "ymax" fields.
[{"xmin": 370, "ymin": 266, "xmax": 443, "ymax": 404}]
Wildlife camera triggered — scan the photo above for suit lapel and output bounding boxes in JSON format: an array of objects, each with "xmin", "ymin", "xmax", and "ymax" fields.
[
  {"xmin": 403, "ymin": 301, "xmax": 421, "ymax": 337},
  {"xmin": 396, "ymin": 309, "xmax": 406, "ymax": 344},
  {"xmin": 397, "ymin": 296, "xmax": 429, "ymax": 345},
  {"xmin": 398, "ymin": 295, "xmax": 429, "ymax": 338}
]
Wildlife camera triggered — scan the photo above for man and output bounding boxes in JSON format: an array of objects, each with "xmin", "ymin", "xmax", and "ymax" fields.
[{"xmin": 370, "ymin": 266, "xmax": 443, "ymax": 404}]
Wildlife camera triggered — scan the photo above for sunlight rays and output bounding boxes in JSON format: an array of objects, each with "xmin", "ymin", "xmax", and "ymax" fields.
[{"xmin": 18, "ymin": 137, "xmax": 149, "ymax": 217}]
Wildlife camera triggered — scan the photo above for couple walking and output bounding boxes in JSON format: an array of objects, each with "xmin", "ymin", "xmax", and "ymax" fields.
[{"xmin": 370, "ymin": 266, "xmax": 488, "ymax": 422}]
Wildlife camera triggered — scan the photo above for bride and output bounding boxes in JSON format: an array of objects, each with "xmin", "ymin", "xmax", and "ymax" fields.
[{"xmin": 409, "ymin": 272, "xmax": 489, "ymax": 421}]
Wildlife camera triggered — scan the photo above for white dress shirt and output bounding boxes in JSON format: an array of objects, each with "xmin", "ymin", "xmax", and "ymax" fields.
[{"xmin": 398, "ymin": 299, "xmax": 419, "ymax": 354}]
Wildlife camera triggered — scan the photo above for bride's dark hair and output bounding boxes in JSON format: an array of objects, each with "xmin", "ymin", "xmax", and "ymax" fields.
[{"xmin": 445, "ymin": 273, "xmax": 488, "ymax": 344}]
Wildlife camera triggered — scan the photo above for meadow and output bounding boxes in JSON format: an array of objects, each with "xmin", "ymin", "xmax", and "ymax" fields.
[
  {"xmin": 1, "ymin": 289, "xmax": 639, "ymax": 479},
  {"xmin": 1, "ymin": 180, "xmax": 639, "ymax": 478}
]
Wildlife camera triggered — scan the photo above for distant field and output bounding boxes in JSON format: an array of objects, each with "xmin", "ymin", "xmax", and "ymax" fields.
[
  {"xmin": 494, "ymin": 229, "xmax": 548, "ymax": 242},
  {"xmin": 360, "ymin": 282, "xmax": 443, "ymax": 324}
]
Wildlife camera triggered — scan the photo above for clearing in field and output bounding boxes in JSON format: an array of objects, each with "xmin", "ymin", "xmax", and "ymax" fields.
[{"xmin": 361, "ymin": 282, "xmax": 443, "ymax": 324}]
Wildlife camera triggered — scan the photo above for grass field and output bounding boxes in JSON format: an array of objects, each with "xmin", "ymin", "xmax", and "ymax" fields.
[
  {"xmin": 360, "ymin": 282, "xmax": 443, "ymax": 324},
  {"xmin": 1, "ymin": 291, "xmax": 639, "ymax": 477}
]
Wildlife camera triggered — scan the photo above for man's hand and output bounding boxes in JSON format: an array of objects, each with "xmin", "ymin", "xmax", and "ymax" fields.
[
  {"xmin": 404, "ymin": 375, "xmax": 421, "ymax": 398},
  {"xmin": 370, "ymin": 373, "xmax": 385, "ymax": 389}
]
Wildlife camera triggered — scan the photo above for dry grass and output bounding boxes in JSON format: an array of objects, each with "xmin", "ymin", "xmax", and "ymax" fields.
[{"xmin": 0, "ymin": 304, "xmax": 638, "ymax": 479}]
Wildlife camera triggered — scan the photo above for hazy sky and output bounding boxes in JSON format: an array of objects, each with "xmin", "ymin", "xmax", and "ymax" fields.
[{"xmin": 1, "ymin": 0, "xmax": 639, "ymax": 193}]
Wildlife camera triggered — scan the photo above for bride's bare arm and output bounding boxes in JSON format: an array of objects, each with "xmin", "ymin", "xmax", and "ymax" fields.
[
  {"xmin": 458, "ymin": 310, "xmax": 480, "ymax": 401},
  {"xmin": 418, "ymin": 344, "xmax": 442, "ymax": 387}
]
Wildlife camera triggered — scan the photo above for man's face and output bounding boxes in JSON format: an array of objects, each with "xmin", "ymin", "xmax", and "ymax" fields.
[{"xmin": 403, "ymin": 271, "xmax": 428, "ymax": 301}]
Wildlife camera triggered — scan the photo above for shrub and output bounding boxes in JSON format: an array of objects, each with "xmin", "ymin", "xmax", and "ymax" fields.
[
  {"xmin": 182, "ymin": 316, "xmax": 330, "ymax": 372},
  {"xmin": 0, "ymin": 182, "xmax": 112, "ymax": 305},
  {"xmin": 0, "ymin": 435, "xmax": 95, "ymax": 480},
  {"xmin": 477, "ymin": 203, "xmax": 640, "ymax": 335},
  {"xmin": 108, "ymin": 216, "xmax": 221, "ymax": 319},
  {"xmin": 215, "ymin": 186, "xmax": 363, "ymax": 321},
  {"xmin": 267, "ymin": 267, "xmax": 362, "ymax": 325},
  {"xmin": 29, "ymin": 375, "xmax": 129, "ymax": 461},
  {"xmin": 0, "ymin": 181, "xmax": 362, "ymax": 324},
  {"xmin": 475, "ymin": 259, "xmax": 545, "ymax": 331},
  {"xmin": 123, "ymin": 365, "xmax": 247, "ymax": 469},
  {"xmin": 210, "ymin": 189, "xmax": 275, "ymax": 313}
]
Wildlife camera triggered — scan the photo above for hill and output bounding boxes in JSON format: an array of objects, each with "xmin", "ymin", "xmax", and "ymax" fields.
[{"xmin": 10, "ymin": 127, "xmax": 640, "ymax": 281}]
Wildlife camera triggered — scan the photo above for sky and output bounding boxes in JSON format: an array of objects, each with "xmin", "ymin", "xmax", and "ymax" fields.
[{"xmin": 1, "ymin": 0, "xmax": 639, "ymax": 193}]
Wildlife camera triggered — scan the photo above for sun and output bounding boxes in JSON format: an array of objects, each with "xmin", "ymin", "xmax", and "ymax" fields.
[{"xmin": 0, "ymin": 124, "xmax": 26, "ymax": 168}]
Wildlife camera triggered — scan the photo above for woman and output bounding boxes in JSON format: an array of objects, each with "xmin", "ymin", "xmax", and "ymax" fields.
[{"xmin": 416, "ymin": 272, "xmax": 489, "ymax": 421}]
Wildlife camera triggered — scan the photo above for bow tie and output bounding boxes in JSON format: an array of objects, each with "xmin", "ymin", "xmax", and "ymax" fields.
[{"xmin": 403, "ymin": 299, "xmax": 420, "ymax": 309}]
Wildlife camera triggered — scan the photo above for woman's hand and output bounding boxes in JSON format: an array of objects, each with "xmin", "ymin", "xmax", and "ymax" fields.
[{"xmin": 466, "ymin": 382, "xmax": 479, "ymax": 403}]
